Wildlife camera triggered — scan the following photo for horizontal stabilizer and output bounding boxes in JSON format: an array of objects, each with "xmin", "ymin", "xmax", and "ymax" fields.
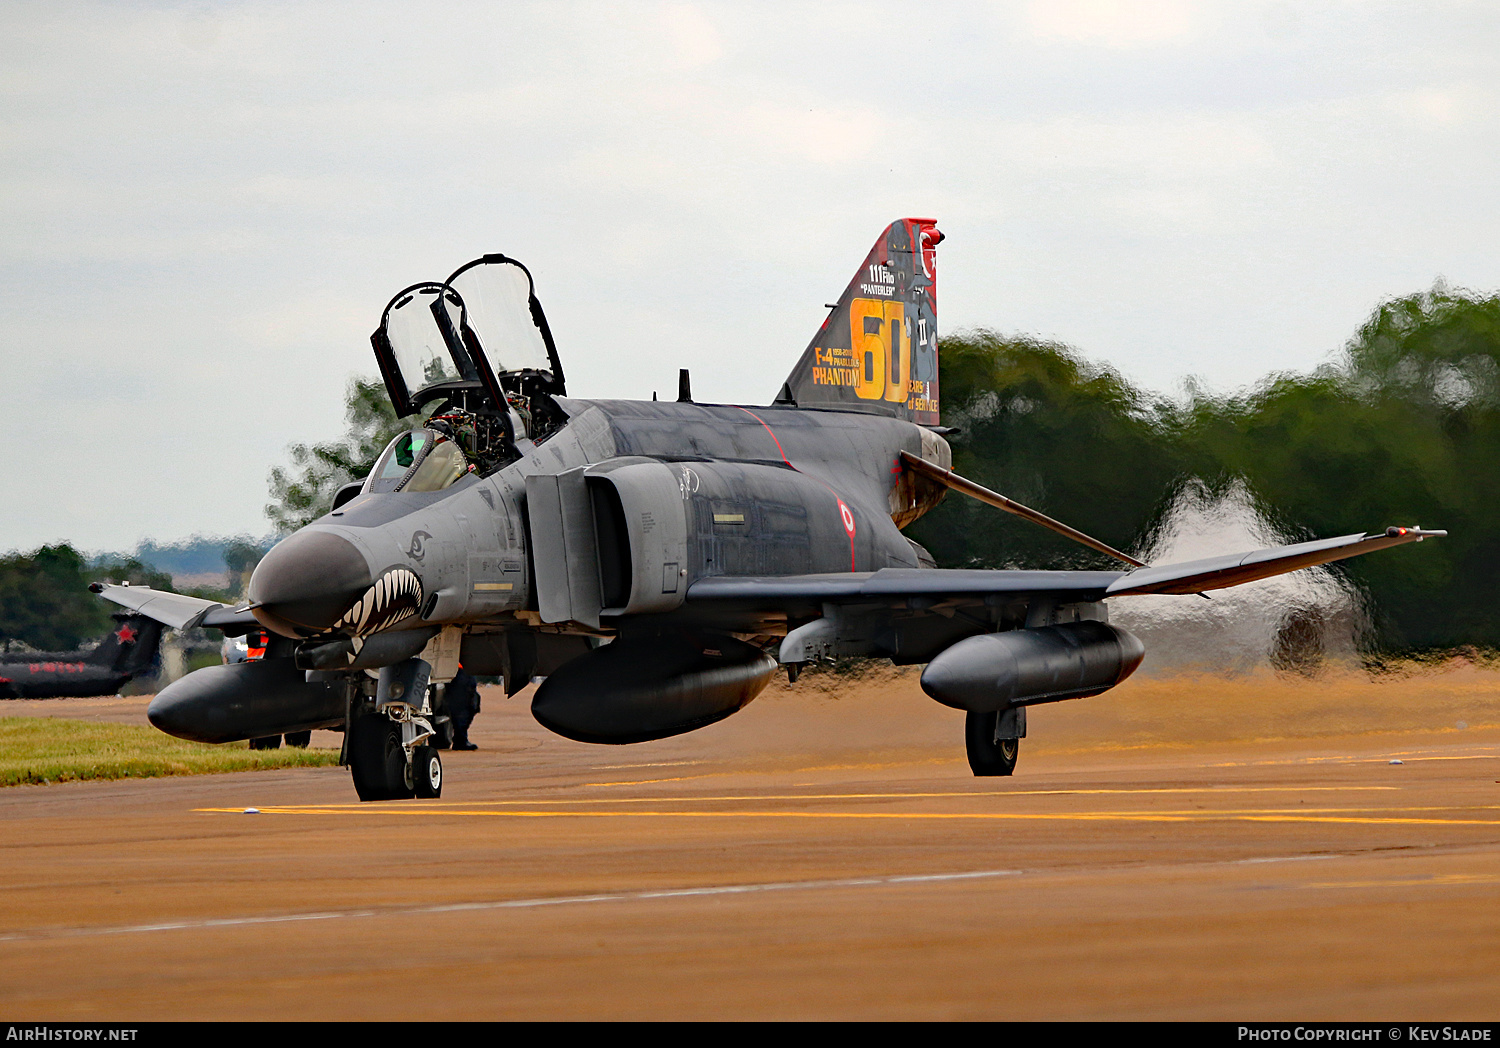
[
  {"xmin": 91, "ymin": 583, "xmax": 262, "ymax": 635},
  {"xmin": 899, "ymin": 451, "xmax": 1144, "ymax": 567},
  {"xmin": 1104, "ymin": 527, "xmax": 1446, "ymax": 598}
]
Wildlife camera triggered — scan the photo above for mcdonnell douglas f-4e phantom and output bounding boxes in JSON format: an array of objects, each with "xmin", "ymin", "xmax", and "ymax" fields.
[{"xmin": 95, "ymin": 220, "xmax": 1444, "ymax": 800}]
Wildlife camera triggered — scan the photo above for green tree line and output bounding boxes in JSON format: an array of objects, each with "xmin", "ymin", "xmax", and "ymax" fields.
[
  {"xmin": 0, "ymin": 548, "xmax": 171, "ymax": 652},
  {"xmin": 6, "ymin": 288, "xmax": 1490, "ymax": 654},
  {"xmin": 909, "ymin": 286, "xmax": 1500, "ymax": 650},
  {"xmin": 265, "ymin": 378, "xmax": 406, "ymax": 533}
]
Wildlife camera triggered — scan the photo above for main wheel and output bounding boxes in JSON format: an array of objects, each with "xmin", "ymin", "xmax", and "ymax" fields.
[
  {"xmin": 248, "ymin": 735, "xmax": 281, "ymax": 751},
  {"xmin": 965, "ymin": 711, "xmax": 1019, "ymax": 776},
  {"xmin": 283, "ymin": 731, "xmax": 312, "ymax": 748},
  {"xmin": 414, "ymin": 745, "xmax": 442, "ymax": 798}
]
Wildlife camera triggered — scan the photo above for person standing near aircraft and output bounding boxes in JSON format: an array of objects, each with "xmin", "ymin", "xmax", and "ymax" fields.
[{"xmin": 445, "ymin": 668, "xmax": 480, "ymax": 750}]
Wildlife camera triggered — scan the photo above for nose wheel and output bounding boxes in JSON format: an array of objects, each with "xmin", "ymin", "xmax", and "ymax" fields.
[
  {"xmin": 350, "ymin": 711, "xmax": 407, "ymax": 800},
  {"xmin": 414, "ymin": 745, "xmax": 442, "ymax": 798}
]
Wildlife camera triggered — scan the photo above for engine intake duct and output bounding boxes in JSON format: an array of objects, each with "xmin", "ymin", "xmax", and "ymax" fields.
[
  {"xmin": 148, "ymin": 658, "xmax": 347, "ymax": 744},
  {"xmin": 532, "ymin": 632, "xmax": 775, "ymax": 744},
  {"xmin": 920, "ymin": 621, "xmax": 1145, "ymax": 713}
]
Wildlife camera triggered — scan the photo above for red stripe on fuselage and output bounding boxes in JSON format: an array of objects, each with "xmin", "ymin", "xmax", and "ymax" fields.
[{"xmin": 736, "ymin": 407, "xmax": 857, "ymax": 572}]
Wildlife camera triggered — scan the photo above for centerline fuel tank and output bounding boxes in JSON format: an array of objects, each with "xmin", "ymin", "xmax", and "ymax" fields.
[{"xmin": 530, "ymin": 632, "xmax": 776, "ymax": 744}]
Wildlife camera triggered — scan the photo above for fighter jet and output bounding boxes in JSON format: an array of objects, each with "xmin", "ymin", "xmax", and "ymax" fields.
[
  {"xmin": 0, "ymin": 613, "xmax": 162, "ymax": 699},
  {"xmin": 95, "ymin": 219, "xmax": 1444, "ymax": 800}
]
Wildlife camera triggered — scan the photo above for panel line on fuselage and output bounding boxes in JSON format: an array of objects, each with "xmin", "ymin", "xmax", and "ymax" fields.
[{"xmin": 736, "ymin": 405, "xmax": 857, "ymax": 572}]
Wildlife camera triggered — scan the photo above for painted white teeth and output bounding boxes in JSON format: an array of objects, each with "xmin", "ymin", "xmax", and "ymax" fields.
[{"xmin": 335, "ymin": 567, "xmax": 422, "ymax": 637}]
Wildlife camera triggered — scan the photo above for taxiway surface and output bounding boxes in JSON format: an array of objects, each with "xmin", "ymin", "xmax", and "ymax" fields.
[{"xmin": 1, "ymin": 668, "xmax": 1497, "ymax": 1020}]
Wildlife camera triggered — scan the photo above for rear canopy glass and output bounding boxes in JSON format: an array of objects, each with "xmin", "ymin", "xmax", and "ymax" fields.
[{"xmin": 442, "ymin": 258, "xmax": 551, "ymax": 375}]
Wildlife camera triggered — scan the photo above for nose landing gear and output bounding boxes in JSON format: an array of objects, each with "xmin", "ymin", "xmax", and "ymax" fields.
[
  {"xmin": 347, "ymin": 658, "xmax": 444, "ymax": 801},
  {"xmin": 350, "ymin": 706, "xmax": 444, "ymax": 800}
]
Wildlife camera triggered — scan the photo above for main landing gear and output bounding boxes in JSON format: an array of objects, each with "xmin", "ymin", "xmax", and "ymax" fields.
[
  {"xmin": 347, "ymin": 659, "xmax": 443, "ymax": 801},
  {"xmin": 965, "ymin": 708, "xmax": 1023, "ymax": 777}
]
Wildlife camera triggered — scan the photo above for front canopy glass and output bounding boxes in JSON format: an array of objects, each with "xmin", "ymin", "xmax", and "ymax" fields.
[
  {"xmin": 369, "ymin": 253, "xmax": 566, "ymax": 476},
  {"xmin": 373, "ymin": 283, "xmax": 475, "ymax": 417},
  {"xmin": 372, "ymin": 255, "xmax": 564, "ymax": 423},
  {"xmin": 366, "ymin": 429, "xmax": 470, "ymax": 495}
]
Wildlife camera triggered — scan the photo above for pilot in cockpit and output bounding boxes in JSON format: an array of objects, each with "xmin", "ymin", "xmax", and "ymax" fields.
[{"xmin": 366, "ymin": 426, "xmax": 472, "ymax": 496}]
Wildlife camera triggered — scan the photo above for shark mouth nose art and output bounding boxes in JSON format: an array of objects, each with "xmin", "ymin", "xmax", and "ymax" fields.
[{"xmin": 334, "ymin": 567, "xmax": 423, "ymax": 636}]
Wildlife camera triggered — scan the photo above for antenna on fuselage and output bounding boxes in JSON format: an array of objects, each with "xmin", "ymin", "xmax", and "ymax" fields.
[{"xmin": 678, "ymin": 369, "xmax": 692, "ymax": 403}]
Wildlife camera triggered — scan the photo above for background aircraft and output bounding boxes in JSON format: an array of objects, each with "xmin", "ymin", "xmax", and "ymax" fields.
[
  {"xmin": 0, "ymin": 613, "xmax": 162, "ymax": 700},
  {"xmin": 96, "ymin": 220, "xmax": 1443, "ymax": 800}
]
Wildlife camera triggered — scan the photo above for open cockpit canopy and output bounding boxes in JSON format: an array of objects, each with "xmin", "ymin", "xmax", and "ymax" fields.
[
  {"xmin": 371, "ymin": 255, "xmax": 564, "ymax": 420},
  {"xmin": 374, "ymin": 284, "xmax": 471, "ymax": 416},
  {"xmin": 440, "ymin": 255, "xmax": 562, "ymax": 380}
]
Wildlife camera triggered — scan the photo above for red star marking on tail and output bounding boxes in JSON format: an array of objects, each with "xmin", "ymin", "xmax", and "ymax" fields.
[{"xmin": 115, "ymin": 624, "xmax": 138, "ymax": 644}]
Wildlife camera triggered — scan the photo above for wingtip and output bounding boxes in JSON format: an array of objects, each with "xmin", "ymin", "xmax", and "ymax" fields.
[{"xmin": 1384, "ymin": 526, "xmax": 1448, "ymax": 540}]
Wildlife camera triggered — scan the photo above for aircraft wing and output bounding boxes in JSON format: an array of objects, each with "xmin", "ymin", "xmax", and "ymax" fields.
[
  {"xmin": 90, "ymin": 583, "xmax": 262, "ymax": 634},
  {"xmin": 1103, "ymin": 527, "xmax": 1446, "ymax": 597},
  {"xmin": 685, "ymin": 528, "xmax": 1445, "ymax": 612},
  {"xmin": 686, "ymin": 569, "xmax": 1125, "ymax": 615}
]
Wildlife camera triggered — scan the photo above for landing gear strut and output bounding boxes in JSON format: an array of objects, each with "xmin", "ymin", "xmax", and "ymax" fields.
[{"xmin": 966, "ymin": 708, "xmax": 1022, "ymax": 776}]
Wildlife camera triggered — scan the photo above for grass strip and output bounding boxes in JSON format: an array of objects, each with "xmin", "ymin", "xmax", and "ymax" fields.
[{"xmin": 0, "ymin": 716, "xmax": 340, "ymax": 787}]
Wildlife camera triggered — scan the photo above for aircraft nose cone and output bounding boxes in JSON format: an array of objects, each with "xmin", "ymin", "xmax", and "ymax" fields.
[{"xmin": 249, "ymin": 530, "xmax": 372, "ymax": 637}]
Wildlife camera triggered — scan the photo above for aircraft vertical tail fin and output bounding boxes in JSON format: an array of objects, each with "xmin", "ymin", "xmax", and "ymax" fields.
[
  {"xmin": 776, "ymin": 218, "xmax": 943, "ymax": 426},
  {"xmin": 91, "ymin": 615, "xmax": 164, "ymax": 677}
]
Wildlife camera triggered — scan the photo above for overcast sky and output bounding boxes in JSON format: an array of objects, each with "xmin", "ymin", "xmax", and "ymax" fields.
[{"xmin": 2, "ymin": 1, "xmax": 1497, "ymax": 552}]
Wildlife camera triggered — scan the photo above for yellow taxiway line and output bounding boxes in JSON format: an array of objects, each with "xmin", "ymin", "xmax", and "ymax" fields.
[
  {"xmin": 578, "ymin": 785, "xmax": 1403, "ymax": 798},
  {"xmin": 200, "ymin": 785, "xmax": 1405, "ymax": 811},
  {"xmin": 198, "ymin": 805, "xmax": 1500, "ymax": 827}
]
